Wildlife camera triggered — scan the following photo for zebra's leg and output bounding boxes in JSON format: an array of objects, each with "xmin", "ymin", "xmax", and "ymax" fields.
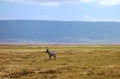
[
  {"xmin": 49, "ymin": 55, "xmax": 51, "ymax": 60},
  {"xmin": 54, "ymin": 55, "xmax": 56, "ymax": 60}
]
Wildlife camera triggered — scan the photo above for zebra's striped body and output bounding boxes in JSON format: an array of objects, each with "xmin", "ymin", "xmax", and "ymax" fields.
[{"xmin": 46, "ymin": 49, "xmax": 56, "ymax": 60}]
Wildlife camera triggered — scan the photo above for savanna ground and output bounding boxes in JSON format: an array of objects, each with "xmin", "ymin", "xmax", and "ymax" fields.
[{"xmin": 0, "ymin": 44, "xmax": 120, "ymax": 79}]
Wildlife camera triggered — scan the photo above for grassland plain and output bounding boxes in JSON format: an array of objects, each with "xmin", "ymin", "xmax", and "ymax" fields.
[{"xmin": 0, "ymin": 44, "xmax": 120, "ymax": 79}]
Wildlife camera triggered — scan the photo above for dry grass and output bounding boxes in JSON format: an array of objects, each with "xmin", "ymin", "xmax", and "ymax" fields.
[{"xmin": 0, "ymin": 45, "xmax": 120, "ymax": 79}]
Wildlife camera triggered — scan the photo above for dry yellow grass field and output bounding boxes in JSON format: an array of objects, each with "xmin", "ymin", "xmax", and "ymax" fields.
[{"xmin": 0, "ymin": 45, "xmax": 120, "ymax": 79}]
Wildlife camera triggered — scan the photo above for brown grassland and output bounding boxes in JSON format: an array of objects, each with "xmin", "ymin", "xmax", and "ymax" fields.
[{"xmin": 0, "ymin": 44, "xmax": 120, "ymax": 79}]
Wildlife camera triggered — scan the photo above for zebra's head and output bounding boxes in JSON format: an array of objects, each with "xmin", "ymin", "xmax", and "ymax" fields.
[{"xmin": 46, "ymin": 48, "xmax": 49, "ymax": 53}]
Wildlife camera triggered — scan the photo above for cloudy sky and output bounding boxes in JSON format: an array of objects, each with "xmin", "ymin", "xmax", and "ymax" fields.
[{"xmin": 1, "ymin": 0, "xmax": 120, "ymax": 21}]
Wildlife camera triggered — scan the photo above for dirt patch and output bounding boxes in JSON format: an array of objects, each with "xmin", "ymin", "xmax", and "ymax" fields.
[{"xmin": 3, "ymin": 70, "xmax": 33, "ymax": 78}]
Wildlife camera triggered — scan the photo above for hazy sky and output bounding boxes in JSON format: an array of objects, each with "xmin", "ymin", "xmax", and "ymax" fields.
[{"xmin": 1, "ymin": 0, "xmax": 120, "ymax": 21}]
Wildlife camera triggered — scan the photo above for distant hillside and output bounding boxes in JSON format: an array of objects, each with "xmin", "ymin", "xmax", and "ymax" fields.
[{"xmin": 0, "ymin": 20, "xmax": 120, "ymax": 44}]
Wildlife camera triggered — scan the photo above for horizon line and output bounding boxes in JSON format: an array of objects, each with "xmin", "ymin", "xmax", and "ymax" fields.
[{"xmin": 0, "ymin": 19, "xmax": 120, "ymax": 22}]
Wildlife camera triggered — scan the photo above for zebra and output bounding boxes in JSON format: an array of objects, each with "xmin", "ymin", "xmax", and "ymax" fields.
[{"xmin": 45, "ymin": 48, "xmax": 56, "ymax": 60}]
